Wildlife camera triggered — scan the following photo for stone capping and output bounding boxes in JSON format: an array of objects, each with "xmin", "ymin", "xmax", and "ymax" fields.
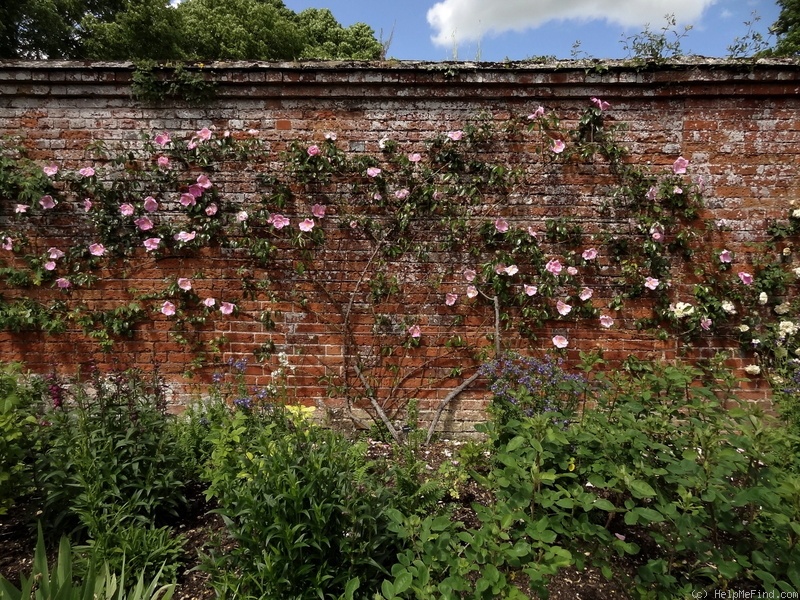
[{"xmin": 0, "ymin": 58, "xmax": 798, "ymax": 100}]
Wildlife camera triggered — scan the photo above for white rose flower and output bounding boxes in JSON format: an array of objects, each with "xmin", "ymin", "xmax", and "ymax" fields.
[
  {"xmin": 744, "ymin": 364, "xmax": 761, "ymax": 375},
  {"xmin": 775, "ymin": 302, "xmax": 791, "ymax": 315},
  {"xmin": 738, "ymin": 324, "xmax": 750, "ymax": 333},
  {"xmin": 721, "ymin": 300, "xmax": 736, "ymax": 315},
  {"xmin": 759, "ymin": 292, "xmax": 768, "ymax": 305},
  {"xmin": 793, "ymin": 208, "xmax": 800, "ymax": 218}
]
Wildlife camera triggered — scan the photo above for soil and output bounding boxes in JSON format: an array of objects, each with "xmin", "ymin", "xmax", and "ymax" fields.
[{"xmin": 0, "ymin": 442, "xmax": 632, "ymax": 599}]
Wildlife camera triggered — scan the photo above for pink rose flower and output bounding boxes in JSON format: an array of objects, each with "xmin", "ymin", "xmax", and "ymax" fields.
[
  {"xmin": 189, "ymin": 184, "xmax": 204, "ymax": 198},
  {"xmin": 174, "ymin": 231, "xmax": 196, "ymax": 242},
  {"xmin": 143, "ymin": 237, "xmax": 161, "ymax": 251},
  {"xmin": 395, "ymin": 188, "xmax": 410, "ymax": 200},
  {"xmin": 582, "ymin": 248, "xmax": 598, "ymax": 261},
  {"xmin": 154, "ymin": 132, "xmax": 171, "ymax": 146},
  {"xmin": 466, "ymin": 285, "xmax": 478, "ymax": 299},
  {"xmin": 299, "ymin": 218, "xmax": 315, "ymax": 232},
  {"xmin": 325, "ymin": 131, "xmax": 337, "ymax": 140},
  {"xmin": 447, "ymin": 130, "xmax": 463, "ymax": 141},
  {"xmin": 220, "ymin": 301, "xmax": 236, "ymax": 315},
  {"xmin": 307, "ymin": 144, "xmax": 321, "ymax": 157},
  {"xmin": 545, "ymin": 259, "xmax": 562, "ymax": 275},
  {"xmin": 120, "ymin": 203, "xmax": 134, "ymax": 216},
  {"xmin": 83, "ymin": 199, "xmax": 92, "ymax": 212},
  {"xmin": 43, "ymin": 163, "xmax": 58, "ymax": 176},
  {"xmin": 89, "ymin": 243, "xmax": 106, "ymax": 257},
  {"xmin": 738, "ymin": 272, "xmax": 753, "ymax": 285},
  {"xmin": 700, "ymin": 317, "xmax": 712, "ymax": 331},
  {"xmin": 463, "ymin": 269, "xmax": 476, "ymax": 282},
  {"xmin": 579, "ymin": 288, "xmax": 593, "ymax": 301},
  {"xmin": 408, "ymin": 152, "xmax": 422, "ymax": 163},
  {"xmin": 44, "ymin": 261, "xmax": 56, "ymax": 271},
  {"xmin": 56, "ymin": 277, "xmax": 71, "ymax": 289},
  {"xmin": 494, "ymin": 218, "xmax": 509, "ymax": 233},
  {"xmin": 567, "ymin": 266, "xmax": 578, "ymax": 276},
  {"xmin": 2, "ymin": 237, "xmax": 12, "ymax": 251},
  {"xmin": 205, "ymin": 203, "xmax": 218, "ymax": 216},
  {"xmin": 556, "ymin": 300, "xmax": 572, "ymax": 316},
  {"xmin": 143, "ymin": 196, "xmax": 158, "ymax": 212},
  {"xmin": 202, "ymin": 297, "xmax": 216, "ymax": 308},
  {"xmin": 197, "ymin": 127, "xmax": 212, "ymax": 141},
  {"xmin": 236, "ymin": 211, "xmax": 248, "ymax": 222},
  {"xmin": 408, "ymin": 324, "xmax": 421, "ymax": 338},
  {"xmin": 312, "ymin": 204, "xmax": 326, "ymax": 218},
  {"xmin": 644, "ymin": 277, "xmax": 660, "ymax": 290},
  {"xmin": 600, "ymin": 315, "xmax": 614, "ymax": 328},
  {"xmin": 135, "ymin": 216, "xmax": 153, "ymax": 231},
  {"xmin": 590, "ymin": 97, "xmax": 611, "ymax": 111},
  {"xmin": 528, "ymin": 106, "xmax": 545, "ymax": 119},
  {"xmin": 157, "ymin": 156, "xmax": 169, "ymax": 168},
  {"xmin": 270, "ymin": 214, "xmax": 290, "ymax": 229},
  {"xmin": 79, "ymin": 166, "xmax": 95, "ymax": 177},
  {"xmin": 178, "ymin": 278, "xmax": 192, "ymax": 291},
  {"xmin": 524, "ymin": 284, "xmax": 538, "ymax": 296},
  {"xmin": 161, "ymin": 301, "xmax": 176, "ymax": 316},
  {"xmin": 719, "ymin": 249, "xmax": 733, "ymax": 263},
  {"xmin": 40, "ymin": 195, "xmax": 56, "ymax": 209},
  {"xmin": 646, "ymin": 186, "xmax": 658, "ymax": 201},
  {"xmin": 503, "ymin": 265, "xmax": 519, "ymax": 276},
  {"xmin": 552, "ymin": 335, "xmax": 568, "ymax": 349},
  {"xmin": 445, "ymin": 293, "xmax": 458, "ymax": 306},
  {"xmin": 196, "ymin": 174, "xmax": 212, "ymax": 188},
  {"xmin": 366, "ymin": 167, "xmax": 381, "ymax": 178},
  {"xmin": 15, "ymin": 204, "xmax": 28, "ymax": 214},
  {"xmin": 180, "ymin": 193, "xmax": 196, "ymax": 207},
  {"xmin": 48, "ymin": 248, "xmax": 64, "ymax": 259},
  {"xmin": 673, "ymin": 156, "xmax": 689, "ymax": 174},
  {"xmin": 551, "ymin": 139, "xmax": 565, "ymax": 154}
]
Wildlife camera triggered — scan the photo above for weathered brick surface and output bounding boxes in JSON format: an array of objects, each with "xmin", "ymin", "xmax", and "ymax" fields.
[{"xmin": 0, "ymin": 59, "xmax": 799, "ymax": 435}]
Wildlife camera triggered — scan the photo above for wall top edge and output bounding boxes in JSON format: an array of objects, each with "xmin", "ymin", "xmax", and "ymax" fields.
[{"xmin": 0, "ymin": 57, "xmax": 798, "ymax": 73}]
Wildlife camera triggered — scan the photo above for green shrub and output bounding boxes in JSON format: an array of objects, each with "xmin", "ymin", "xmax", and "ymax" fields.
[
  {"xmin": 0, "ymin": 524, "xmax": 175, "ymax": 600},
  {"xmin": 0, "ymin": 363, "xmax": 43, "ymax": 515},
  {"xmin": 202, "ymin": 407, "xmax": 409, "ymax": 599}
]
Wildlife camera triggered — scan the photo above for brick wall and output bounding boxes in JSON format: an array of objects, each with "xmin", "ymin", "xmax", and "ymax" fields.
[{"xmin": 0, "ymin": 59, "xmax": 798, "ymax": 436}]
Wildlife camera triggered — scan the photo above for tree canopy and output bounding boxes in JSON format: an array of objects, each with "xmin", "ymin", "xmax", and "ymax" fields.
[
  {"xmin": 771, "ymin": 0, "xmax": 800, "ymax": 56},
  {"xmin": 0, "ymin": 0, "xmax": 383, "ymax": 61}
]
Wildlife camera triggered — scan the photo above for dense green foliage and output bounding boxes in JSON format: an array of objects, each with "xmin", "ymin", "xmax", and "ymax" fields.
[
  {"xmin": 0, "ymin": 0, "xmax": 383, "ymax": 61},
  {"xmin": 771, "ymin": 0, "xmax": 800, "ymax": 56}
]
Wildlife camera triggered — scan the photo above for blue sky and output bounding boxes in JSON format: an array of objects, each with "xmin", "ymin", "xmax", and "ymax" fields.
[{"xmin": 283, "ymin": 0, "xmax": 781, "ymax": 61}]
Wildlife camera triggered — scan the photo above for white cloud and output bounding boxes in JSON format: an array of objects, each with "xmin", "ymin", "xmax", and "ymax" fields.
[{"xmin": 427, "ymin": 0, "xmax": 718, "ymax": 46}]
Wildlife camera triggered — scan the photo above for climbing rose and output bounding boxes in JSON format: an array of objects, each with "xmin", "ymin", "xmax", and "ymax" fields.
[
  {"xmin": 545, "ymin": 259, "xmax": 562, "ymax": 275},
  {"xmin": 524, "ymin": 285, "xmax": 538, "ymax": 296},
  {"xmin": 307, "ymin": 144, "xmax": 321, "ymax": 156},
  {"xmin": 236, "ymin": 211, "xmax": 248, "ymax": 222},
  {"xmin": 367, "ymin": 167, "xmax": 381, "ymax": 177},
  {"xmin": 445, "ymin": 293, "xmax": 458, "ymax": 306},
  {"xmin": 205, "ymin": 203, "xmax": 218, "ymax": 216},
  {"xmin": 600, "ymin": 315, "xmax": 614, "ymax": 328},
  {"xmin": 48, "ymin": 248, "xmax": 64, "ymax": 259},
  {"xmin": 528, "ymin": 106, "xmax": 545, "ymax": 119},
  {"xmin": 325, "ymin": 131, "xmax": 337, "ymax": 140},
  {"xmin": 143, "ymin": 196, "xmax": 159, "ymax": 212},
  {"xmin": 196, "ymin": 127, "xmax": 212, "ymax": 141},
  {"xmin": 270, "ymin": 214, "xmax": 290, "ymax": 229},
  {"xmin": 161, "ymin": 301, "xmax": 176, "ymax": 316},
  {"xmin": 494, "ymin": 218, "xmax": 509, "ymax": 233},
  {"xmin": 178, "ymin": 278, "xmax": 192, "ymax": 291},
  {"xmin": 79, "ymin": 166, "xmax": 95, "ymax": 177},
  {"xmin": 40, "ymin": 195, "xmax": 56, "ymax": 209},
  {"xmin": 556, "ymin": 300, "xmax": 572, "ymax": 316},
  {"xmin": 700, "ymin": 318, "xmax": 712, "ymax": 331},
  {"xmin": 56, "ymin": 278, "xmax": 71, "ymax": 289},
  {"xmin": 582, "ymin": 248, "xmax": 597, "ymax": 260},
  {"xmin": 738, "ymin": 272, "xmax": 753, "ymax": 285},
  {"xmin": 174, "ymin": 231, "xmax": 196, "ymax": 242},
  {"xmin": 180, "ymin": 193, "xmax": 196, "ymax": 207},
  {"xmin": 43, "ymin": 163, "xmax": 58, "ymax": 176},
  {"xmin": 143, "ymin": 237, "xmax": 161, "ymax": 251},
  {"xmin": 197, "ymin": 174, "xmax": 212, "ymax": 188},
  {"xmin": 567, "ymin": 266, "xmax": 578, "ymax": 276},
  {"xmin": 220, "ymin": 302, "xmax": 236, "ymax": 315},
  {"xmin": 395, "ymin": 189, "xmax": 410, "ymax": 200},
  {"xmin": 157, "ymin": 156, "xmax": 169, "ymax": 168},
  {"xmin": 579, "ymin": 288, "xmax": 593, "ymax": 301},
  {"xmin": 719, "ymin": 249, "xmax": 733, "ymax": 263},
  {"xmin": 408, "ymin": 153, "xmax": 422, "ymax": 162},
  {"xmin": 673, "ymin": 156, "xmax": 689, "ymax": 174},
  {"xmin": 89, "ymin": 243, "xmax": 106, "ymax": 256},
  {"xmin": 552, "ymin": 335, "xmax": 568, "ymax": 349},
  {"xmin": 202, "ymin": 297, "xmax": 216, "ymax": 308},
  {"xmin": 189, "ymin": 184, "xmax": 204, "ymax": 198},
  {"xmin": 83, "ymin": 199, "xmax": 92, "ymax": 212},
  {"xmin": 2, "ymin": 237, "xmax": 12, "ymax": 251},
  {"xmin": 15, "ymin": 204, "xmax": 28, "ymax": 213},
  {"xmin": 120, "ymin": 203, "xmax": 134, "ymax": 216},
  {"xmin": 644, "ymin": 277, "xmax": 660, "ymax": 290},
  {"xmin": 312, "ymin": 204, "xmax": 326, "ymax": 218},
  {"xmin": 646, "ymin": 186, "xmax": 658, "ymax": 201},
  {"xmin": 299, "ymin": 218, "xmax": 315, "ymax": 232},
  {"xmin": 466, "ymin": 285, "xmax": 478, "ymax": 299},
  {"xmin": 503, "ymin": 265, "xmax": 519, "ymax": 276},
  {"xmin": 447, "ymin": 130, "xmax": 463, "ymax": 141},
  {"xmin": 590, "ymin": 97, "xmax": 610, "ymax": 111},
  {"xmin": 154, "ymin": 132, "xmax": 170, "ymax": 146},
  {"xmin": 44, "ymin": 261, "xmax": 56, "ymax": 271},
  {"xmin": 408, "ymin": 324, "xmax": 421, "ymax": 338},
  {"xmin": 135, "ymin": 216, "xmax": 153, "ymax": 231},
  {"xmin": 463, "ymin": 269, "xmax": 476, "ymax": 282},
  {"xmin": 551, "ymin": 139, "xmax": 565, "ymax": 153}
]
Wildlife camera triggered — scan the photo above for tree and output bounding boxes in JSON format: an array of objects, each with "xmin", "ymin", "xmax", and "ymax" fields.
[
  {"xmin": 771, "ymin": 0, "xmax": 800, "ymax": 56},
  {"xmin": 0, "ymin": 0, "xmax": 383, "ymax": 61}
]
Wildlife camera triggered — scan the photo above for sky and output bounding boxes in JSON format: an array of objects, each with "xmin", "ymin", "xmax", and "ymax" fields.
[{"xmin": 283, "ymin": 0, "xmax": 781, "ymax": 61}]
